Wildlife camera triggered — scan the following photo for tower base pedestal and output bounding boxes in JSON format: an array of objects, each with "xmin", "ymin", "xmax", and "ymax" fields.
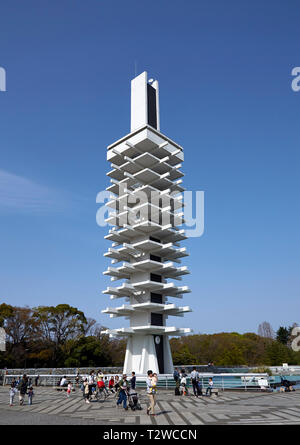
[{"xmin": 123, "ymin": 334, "xmax": 173, "ymax": 375}]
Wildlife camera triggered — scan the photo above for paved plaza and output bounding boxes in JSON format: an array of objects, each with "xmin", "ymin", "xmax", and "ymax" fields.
[{"xmin": 0, "ymin": 387, "xmax": 300, "ymax": 425}]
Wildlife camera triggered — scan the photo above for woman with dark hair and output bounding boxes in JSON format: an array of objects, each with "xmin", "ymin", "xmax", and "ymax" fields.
[
  {"xmin": 88, "ymin": 370, "xmax": 96, "ymax": 397},
  {"xmin": 17, "ymin": 374, "xmax": 28, "ymax": 406},
  {"xmin": 146, "ymin": 370, "xmax": 157, "ymax": 416}
]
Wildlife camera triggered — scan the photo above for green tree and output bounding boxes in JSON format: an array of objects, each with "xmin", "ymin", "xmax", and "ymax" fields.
[
  {"xmin": 265, "ymin": 341, "xmax": 291, "ymax": 366},
  {"xmin": 172, "ymin": 346, "xmax": 196, "ymax": 365},
  {"xmin": 32, "ymin": 304, "xmax": 87, "ymax": 344},
  {"xmin": 62, "ymin": 336, "xmax": 112, "ymax": 367},
  {"xmin": 216, "ymin": 345, "xmax": 246, "ymax": 366},
  {"xmin": 276, "ymin": 327, "xmax": 290, "ymax": 345},
  {"xmin": 32, "ymin": 304, "xmax": 88, "ymax": 364},
  {"xmin": 0, "ymin": 303, "xmax": 14, "ymax": 327}
]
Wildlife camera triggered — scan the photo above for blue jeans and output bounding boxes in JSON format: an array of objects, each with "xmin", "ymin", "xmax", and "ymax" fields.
[
  {"xmin": 117, "ymin": 390, "xmax": 127, "ymax": 408},
  {"xmin": 206, "ymin": 386, "xmax": 212, "ymax": 396}
]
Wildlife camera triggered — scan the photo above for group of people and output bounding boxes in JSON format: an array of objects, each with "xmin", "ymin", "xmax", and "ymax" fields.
[
  {"xmin": 279, "ymin": 377, "xmax": 295, "ymax": 393},
  {"xmin": 80, "ymin": 369, "xmax": 158, "ymax": 415},
  {"xmin": 80, "ymin": 370, "xmax": 137, "ymax": 407},
  {"xmin": 9, "ymin": 374, "xmax": 34, "ymax": 406},
  {"xmin": 7, "ymin": 369, "xmax": 161, "ymax": 415},
  {"xmin": 173, "ymin": 367, "xmax": 214, "ymax": 397},
  {"xmin": 8, "ymin": 367, "xmax": 214, "ymax": 411}
]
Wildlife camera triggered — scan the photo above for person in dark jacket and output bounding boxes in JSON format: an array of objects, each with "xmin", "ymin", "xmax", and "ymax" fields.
[
  {"xmin": 173, "ymin": 368, "xmax": 179, "ymax": 383},
  {"xmin": 18, "ymin": 374, "xmax": 28, "ymax": 406},
  {"xmin": 117, "ymin": 374, "xmax": 129, "ymax": 410},
  {"xmin": 130, "ymin": 372, "xmax": 136, "ymax": 390}
]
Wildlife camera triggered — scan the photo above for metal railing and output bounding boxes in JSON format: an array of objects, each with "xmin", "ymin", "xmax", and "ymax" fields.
[
  {"xmin": 3, "ymin": 372, "xmax": 270, "ymax": 391},
  {"xmin": 138, "ymin": 373, "xmax": 270, "ymax": 391},
  {"xmin": 269, "ymin": 366, "xmax": 300, "ymax": 375},
  {"xmin": 3, "ymin": 374, "xmax": 82, "ymax": 387}
]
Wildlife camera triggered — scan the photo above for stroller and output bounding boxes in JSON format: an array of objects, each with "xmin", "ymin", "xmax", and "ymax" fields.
[{"xmin": 127, "ymin": 389, "xmax": 142, "ymax": 411}]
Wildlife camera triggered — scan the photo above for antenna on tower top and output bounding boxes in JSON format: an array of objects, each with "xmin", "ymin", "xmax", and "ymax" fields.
[{"xmin": 131, "ymin": 71, "xmax": 160, "ymax": 132}]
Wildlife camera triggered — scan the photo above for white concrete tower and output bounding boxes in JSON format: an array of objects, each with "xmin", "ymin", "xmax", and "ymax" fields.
[{"xmin": 102, "ymin": 72, "xmax": 192, "ymax": 375}]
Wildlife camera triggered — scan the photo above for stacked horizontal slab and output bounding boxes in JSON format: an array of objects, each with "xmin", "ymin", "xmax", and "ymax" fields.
[{"xmin": 102, "ymin": 73, "xmax": 192, "ymax": 375}]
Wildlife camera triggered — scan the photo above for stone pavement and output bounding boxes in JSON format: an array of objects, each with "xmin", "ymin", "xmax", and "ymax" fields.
[{"xmin": 0, "ymin": 386, "xmax": 300, "ymax": 425}]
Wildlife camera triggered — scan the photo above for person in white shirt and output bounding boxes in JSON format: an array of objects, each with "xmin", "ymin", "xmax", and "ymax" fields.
[
  {"xmin": 146, "ymin": 370, "xmax": 157, "ymax": 415},
  {"xmin": 190, "ymin": 367, "xmax": 199, "ymax": 397},
  {"xmin": 60, "ymin": 376, "xmax": 67, "ymax": 387},
  {"xmin": 180, "ymin": 370, "xmax": 188, "ymax": 396},
  {"xmin": 88, "ymin": 373, "xmax": 94, "ymax": 385},
  {"xmin": 88, "ymin": 370, "xmax": 96, "ymax": 397},
  {"xmin": 206, "ymin": 378, "xmax": 213, "ymax": 396},
  {"xmin": 9, "ymin": 385, "xmax": 17, "ymax": 406}
]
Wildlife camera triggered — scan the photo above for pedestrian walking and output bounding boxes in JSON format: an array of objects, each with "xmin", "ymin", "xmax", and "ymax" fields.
[
  {"xmin": 67, "ymin": 381, "xmax": 72, "ymax": 397},
  {"xmin": 34, "ymin": 375, "xmax": 39, "ymax": 387},
  {"xmin": 104, "ymin": 376, "xmax": 109, "ymax": 396},
  {"xmin": 27, "ymin": 386, "xmax": 34, "ymax": 405},
  {"xmin": 146, "ymin": 370, "xmax": 157, "ymax": 416},
  {"xmin": 190, "ymin": 367, "xmax": 199, "ymax": 397},
  {"xmin": 17, "ymin": 374, "xmax": 28, "ymax": 406},
  {"xmin": 9, "ymin": 384, "xmax": 17, "ymax": 406},
  {"xmin": 88, "ymin": 370, "xmax": 96, "ymax": 397},
  {"xmin": 116, "ymin": 374, "xmax": 129, "ymax": 410}
]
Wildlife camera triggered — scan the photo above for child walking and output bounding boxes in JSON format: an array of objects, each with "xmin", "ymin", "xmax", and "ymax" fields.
[
  {"xmin": 9, "ymin": 384, "xmax": 17, "ymax": 406},
  {"xmin": 27, "ymin": 386, "xmax": 34, "ymax": 405},
  {"xmin": 67, "ymin": 381, "xmax": 72, "ymax": 398}
]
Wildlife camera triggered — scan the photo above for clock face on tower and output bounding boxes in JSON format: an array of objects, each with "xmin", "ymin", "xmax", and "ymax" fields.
[{"xmin": 155, "ymin": 335, "xmax": 161, "ymax": 345}]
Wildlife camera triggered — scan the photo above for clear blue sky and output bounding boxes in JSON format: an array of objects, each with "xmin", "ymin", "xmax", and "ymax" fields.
[{"xmin": 0, "ymin": 0, "xmax": 299, "ymax": 334}]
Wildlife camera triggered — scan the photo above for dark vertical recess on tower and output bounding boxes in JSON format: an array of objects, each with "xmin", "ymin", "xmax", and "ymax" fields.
[
  {"xmin": 147, "ymin": 84, "xmax": 157, "ymax": 129},
  {"xmin": 154, "ymin": 335, "xmax": 164, "ymax": 374}
]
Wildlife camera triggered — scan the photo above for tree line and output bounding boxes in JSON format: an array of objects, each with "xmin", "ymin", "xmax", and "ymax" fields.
[
  {"xmin": 0, "ymin": 303, "xmax": 299, "ymax": 368},
  {"xmin": 0, "ymin": 303, "xmax": 126, "ymax": 368}
]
